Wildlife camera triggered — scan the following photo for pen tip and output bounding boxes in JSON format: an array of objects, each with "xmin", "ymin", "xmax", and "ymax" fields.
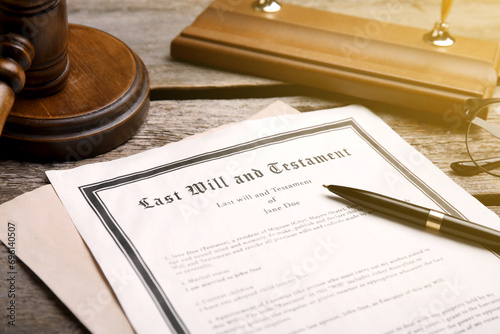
[{"xmin": 323, "ymin": 184, "xmax": 342, "ymax": 196}]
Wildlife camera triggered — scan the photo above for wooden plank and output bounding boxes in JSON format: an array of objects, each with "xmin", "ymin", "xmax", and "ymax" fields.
[{"xmin": 66, "ymin": 0, "xmax": 275, "ymax": 91}]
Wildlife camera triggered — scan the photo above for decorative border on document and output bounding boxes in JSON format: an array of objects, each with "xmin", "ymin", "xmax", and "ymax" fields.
[{"xmin": 78, "ymin": 118, "xmax": 464, "ymax": 333}]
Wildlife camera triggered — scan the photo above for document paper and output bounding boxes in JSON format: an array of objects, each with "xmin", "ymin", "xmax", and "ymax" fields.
[{"xmin": 47, "ymin": 105, "xmax": 500, "ymax": 334}]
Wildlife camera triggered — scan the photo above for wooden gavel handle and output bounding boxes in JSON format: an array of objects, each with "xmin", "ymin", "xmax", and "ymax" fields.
[
  {"xmin": 0, "ymin": 82, "xmax": 14, "ymax": 135},
  {"xmin": 0, "ymin": 34, "xmax": 34, "ymax": 136}
]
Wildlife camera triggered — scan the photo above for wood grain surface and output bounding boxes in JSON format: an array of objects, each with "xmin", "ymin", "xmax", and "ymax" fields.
[{"xmin": 1, "ymin": 0, "xmax": 500, "ymax": 333}]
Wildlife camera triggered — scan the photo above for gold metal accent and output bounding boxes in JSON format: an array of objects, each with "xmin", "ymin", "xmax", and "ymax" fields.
[
  {"xmin": 424, "ymin": 0, "xmax": 455, "ymax": 47},
  {"xmin": 441, "ymin": 0, "xmax": 455, "ymax": 23},
  {"xmin": 253, "ymin": 0, "xmax": 281, "ymax": 13},
  {"xmin": 424, "ymin": 21, "xmax": 455, "ymax": 47},
  {"xmin": 426, "ymin": 210, "xmax": 444, "ymax": 231}
]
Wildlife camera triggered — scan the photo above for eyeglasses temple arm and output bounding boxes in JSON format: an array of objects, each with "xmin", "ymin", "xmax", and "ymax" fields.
[
  {"xmin": 465, "ymin": 98, "xmax": 500, "ymax": 139},
  {"xmin": 470, "ymin": 117, "xmax": 500, "ymax": 139}
]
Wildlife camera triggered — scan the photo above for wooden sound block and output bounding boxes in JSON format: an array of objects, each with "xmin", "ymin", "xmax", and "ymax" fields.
[
  {"xmin": 171, "ymin": 0, "xmax": 500, "ymax": 117},
  {"xmin": 0, "ymin": 24, "xmax": 149, "ymax": 161}
]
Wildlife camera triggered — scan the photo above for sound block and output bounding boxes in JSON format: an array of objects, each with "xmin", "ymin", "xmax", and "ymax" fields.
[{"xmin": 0, "ymin": 24, "xmax": 149, "ymax": 161}]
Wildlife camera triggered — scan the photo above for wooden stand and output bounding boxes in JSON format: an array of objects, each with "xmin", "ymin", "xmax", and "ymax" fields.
[
  {"xmin": 1, "ymin": 24, "xmax": 149, "ymax": 161},
  {"xmin": 171, "ymin": 0, "xmax": 500, "ymax": 116}
]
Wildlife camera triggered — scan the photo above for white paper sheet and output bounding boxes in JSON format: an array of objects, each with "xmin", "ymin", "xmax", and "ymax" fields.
[{"xmin": 47, "ymin": 104, "xmax": 500, "ymax": 334}]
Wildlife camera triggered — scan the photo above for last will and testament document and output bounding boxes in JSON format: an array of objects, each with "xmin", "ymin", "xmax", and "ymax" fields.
[{"xmin": 47, "ymin": 104, "xmax": 500, "ymax": 334}]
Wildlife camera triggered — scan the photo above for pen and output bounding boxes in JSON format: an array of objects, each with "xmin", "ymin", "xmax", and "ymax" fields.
[{"xmin": 323, "ymin": 184, "xmax": 500, "ymax": 250}]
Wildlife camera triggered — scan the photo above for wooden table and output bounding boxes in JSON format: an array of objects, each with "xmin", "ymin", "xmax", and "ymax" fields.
[{"xmin": 1, "ymin": 0, "xmax": 500, "ymax": 332}]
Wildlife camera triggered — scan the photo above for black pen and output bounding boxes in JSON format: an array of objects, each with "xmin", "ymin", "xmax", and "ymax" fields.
[{"xmin": 323, "ymin": 184, "xmax": 500, "ymax": 250}]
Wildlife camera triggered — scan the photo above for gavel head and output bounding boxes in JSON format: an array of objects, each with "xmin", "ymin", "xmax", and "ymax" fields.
[{"xmin": 0, "ymin": 0, "xmax": 70, "ymax": 97}]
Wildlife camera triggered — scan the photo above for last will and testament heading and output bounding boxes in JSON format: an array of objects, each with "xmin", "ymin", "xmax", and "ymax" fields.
[{"xmin": 138, "ymin": 148, "xmax": 352, "ymax": 210}]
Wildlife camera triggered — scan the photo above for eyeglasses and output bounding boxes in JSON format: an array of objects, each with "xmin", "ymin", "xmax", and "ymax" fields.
[{"xmin": 450, "ymin": 98, "xmax": 500, "ymax": 177}]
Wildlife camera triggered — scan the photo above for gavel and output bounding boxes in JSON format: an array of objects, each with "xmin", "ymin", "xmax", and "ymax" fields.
[
  {"xmin": 0, "ymin": 0, "xmax": 149, "ymax": 161},
  {"xmin": 0, "ymin": 0, "xmax": 69, "ymax": 136}
]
